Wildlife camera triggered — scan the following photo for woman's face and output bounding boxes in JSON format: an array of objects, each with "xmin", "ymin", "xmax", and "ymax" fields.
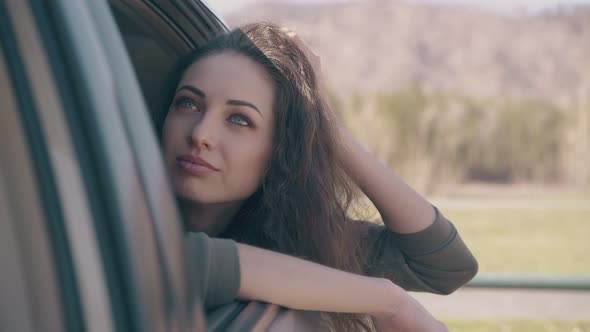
[{"xmin": 162, "ymin": 52, "xmax": 275, "ymax": 206}]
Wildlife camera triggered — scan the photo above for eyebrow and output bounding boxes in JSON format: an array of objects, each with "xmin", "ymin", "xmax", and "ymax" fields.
[
  {"xmin": 177, "ymin": 84, "xmax": 263, "ymax": 117},
  {"xmin": 177, "ymin": 85, "xmax": 205, "ymax": 98},
  {"xmin": 227, "ymin": 99, "xmax": 262, "ymax": 116}
]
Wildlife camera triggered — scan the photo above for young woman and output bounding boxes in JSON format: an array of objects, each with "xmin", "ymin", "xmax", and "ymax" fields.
[{"xmin": 159, "ymin": 22, "xmax": 477, "ymax": 331}]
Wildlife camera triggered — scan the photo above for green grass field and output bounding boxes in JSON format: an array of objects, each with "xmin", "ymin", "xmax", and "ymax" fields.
[
  {"xmin": 432, "ymin": 192, "xmax": 590, "ymax": 331},
  {"xmin": 434, "ymin": 193, "xmax": 590, "ymax": 275},
  {"xmin": 355, "ymin": 190, "xmax": 590, "ymax": 330}
]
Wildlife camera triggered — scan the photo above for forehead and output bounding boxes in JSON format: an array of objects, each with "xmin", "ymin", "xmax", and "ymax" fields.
[{"xmin": 178, "ymin": 52, "xmax": 275, "ymax": 110}]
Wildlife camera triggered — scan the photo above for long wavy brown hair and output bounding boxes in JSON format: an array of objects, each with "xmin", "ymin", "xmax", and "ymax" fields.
[{"xmin": 159, "ymin": 22, "xmax": 371, "ymax": 331}]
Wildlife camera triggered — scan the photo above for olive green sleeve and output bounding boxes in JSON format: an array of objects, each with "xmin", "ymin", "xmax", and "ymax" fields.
[
  {"xmin": 361, "ymin": 206, "xmax": 478, "ymax": 294},
  {"xmin": 185, "ymin": 232, "xmax": 241, "ymax": 309}
]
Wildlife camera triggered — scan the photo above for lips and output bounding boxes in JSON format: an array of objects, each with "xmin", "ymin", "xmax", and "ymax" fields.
[{"xmin": 176, "ymin": 154, "xmax": 219, "ymax": 176}]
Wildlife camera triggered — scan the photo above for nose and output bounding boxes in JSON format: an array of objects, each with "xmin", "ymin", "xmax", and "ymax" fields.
[{"xmin": 187, "ymin": 111, "xmax": 217, "ymax": 150}]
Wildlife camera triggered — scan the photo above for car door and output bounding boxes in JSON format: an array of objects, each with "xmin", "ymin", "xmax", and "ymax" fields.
[{"xmin": 0, "ymin": 0, "xmax": 205, "ymax": 331}]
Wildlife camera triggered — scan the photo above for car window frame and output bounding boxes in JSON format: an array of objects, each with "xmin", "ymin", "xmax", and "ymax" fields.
[
  {"xmin": 2, "ymin": 0, "xmax": 232, "ymax": 331},
  {"xmin": 43, "ymin": 0, "xmax": 174, "ymax": 330},
  {"xmin": 1, "ymin": 0, "xmax": 191, "ymax": 331},
  {"xmin": 0, "ymin": 1, "xmax": 80, "ymax": 331}
]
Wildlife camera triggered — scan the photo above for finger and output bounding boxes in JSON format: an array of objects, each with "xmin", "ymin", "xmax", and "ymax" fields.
[
  {"xmin": 280, "ymin": 27, "xmax": 322, "ymax": 72},
  {"xmin": 281, "ymin": 26, "xmax": 295, "ymax": 35},
  {"xmin": 280, "ymin": 26, "xmax": 299, "ymax": 39}
]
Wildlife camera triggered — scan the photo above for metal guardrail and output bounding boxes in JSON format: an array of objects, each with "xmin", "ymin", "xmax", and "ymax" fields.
[{"xmin": 465, "ymin": 273, "xmax": 590, "ymax": 290}]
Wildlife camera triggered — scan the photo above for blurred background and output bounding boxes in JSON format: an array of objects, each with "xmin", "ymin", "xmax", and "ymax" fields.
[{"xmin": 209, "ymin": 0, "xmax": 590, "ymax": 330}]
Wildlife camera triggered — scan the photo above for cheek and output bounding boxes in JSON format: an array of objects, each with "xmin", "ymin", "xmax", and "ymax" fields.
[
  {"xmin": 226, "ymin": 138, "xmax": 272, "ymax": 194},
  {"xmin": 250, "ymin": 147, "xmax": 272, "ymax": 182},
  {"xmin": 162, "ymin": 114, "xmax": 183, "ymax": 155}
]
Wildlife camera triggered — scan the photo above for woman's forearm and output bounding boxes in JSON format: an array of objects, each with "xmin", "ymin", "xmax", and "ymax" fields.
[
  {"xmin": 236, "ymin": 243, "xmax": 401, "ymax": 316},
  {"xmin": 339, "ymin": 128, "xmax": 435, "ymax": 233},
  {"xmin": 236, "ymin": 243, "xmax": 447, "ymax": 331}
]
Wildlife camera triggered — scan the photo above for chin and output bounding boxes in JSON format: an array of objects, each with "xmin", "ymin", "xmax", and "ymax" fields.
[
  {"xmin": 176, "ymin": 186, "xmax": 234, "ymax": 207},
  {"xmin": 176, "ymin": 189, "xmax": 213, "ymax": 205},
  {"xmin": 171, "ymin": 180, "xmax": 204, "ymax": 203},
  {"xmin": 172, "ymin": 178, "xmax": 256, "ymax": 206}
]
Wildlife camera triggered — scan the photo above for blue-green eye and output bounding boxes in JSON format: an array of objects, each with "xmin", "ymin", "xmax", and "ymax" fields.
[
  {"xmin": 228, "ymin": 114, "xmax": 251, "ymax": 127},
  {"xmin": 175, "ymin": 97, "xmax": 200, "ymax": 112}
]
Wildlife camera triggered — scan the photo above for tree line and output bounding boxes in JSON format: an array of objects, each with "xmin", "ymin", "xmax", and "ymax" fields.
[{"xmin": 332, "ymin": 87, "xmax": 590, "ymax": 193}]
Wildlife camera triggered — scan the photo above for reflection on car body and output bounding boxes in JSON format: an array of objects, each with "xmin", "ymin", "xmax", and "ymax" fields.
[{"xmin": 0, "ymin": 1, "xmax": 233, "ymax": 331}]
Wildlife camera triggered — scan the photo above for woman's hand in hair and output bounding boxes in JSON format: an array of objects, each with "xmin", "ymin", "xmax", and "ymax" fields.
[
  {"xmin": 282, "ymin": 27, "xmax": 437, "ymax": 235},
  {"xmin": 281, "ymin": 27, "xmax": 323, "ymax": 84}
]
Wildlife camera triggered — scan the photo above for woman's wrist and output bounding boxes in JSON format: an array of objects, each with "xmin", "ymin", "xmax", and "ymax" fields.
[
  {"xmin": 337, "ymin": 126, "xmax": 436, "ymax": 233},
  {"xmin": 371, "ymin": 282, "xmax": 449, "ymax": 332},
  {"xmin": 336, "ymin": 127, "xmax": 363, "ymax": 184},
  {"xmin": 370, "ymin": 278, "xmax": 407, "ymax": 319}
]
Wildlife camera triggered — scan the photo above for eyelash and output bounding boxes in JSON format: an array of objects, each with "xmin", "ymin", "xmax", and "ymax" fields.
[
  {"xmin": 174, "ymin": 96, "xmax": 253, "ymax": 128},
  {"xmin": 228, "ymin": 113, "xmax": 252, "ymax": 127},
  {"xmin": 174, "ymin": 97, "xmax": 200, "ymax": 112}
]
